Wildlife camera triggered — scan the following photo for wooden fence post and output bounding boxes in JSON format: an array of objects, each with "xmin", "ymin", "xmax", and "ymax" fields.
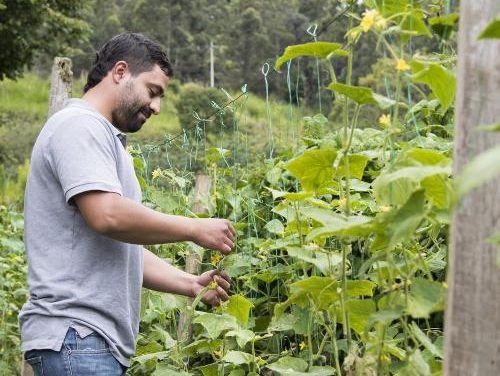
[
  {"xmin": 21, "ymin": 56, "xmax": 72, "ymax": 376},
  {"xmin": 444, "ymin": 1, "xmax": 500, "ymax": 375},
  {"xmin": 47, "ymin": 57, "xmax": 72, "ymax": 118},
  {"xmin": 177, "ymin": 173, "xmax": 212, "ymax": 343}
]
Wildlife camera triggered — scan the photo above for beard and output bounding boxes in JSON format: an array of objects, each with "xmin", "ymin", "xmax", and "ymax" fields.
[{"xmin": 111, "ymin": 82, "xmax": 152, "ymax": 133}]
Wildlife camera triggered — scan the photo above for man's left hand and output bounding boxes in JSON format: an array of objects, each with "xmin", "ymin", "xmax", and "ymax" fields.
[{"xmin": 191, "ymin": 269, "xmax": 231, "ymax": 306}]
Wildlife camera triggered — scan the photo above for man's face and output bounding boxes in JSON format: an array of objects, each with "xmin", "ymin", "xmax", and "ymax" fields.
[{"xmin": 112, "ymin": 64, "xmax": 169, "ymax": 133}]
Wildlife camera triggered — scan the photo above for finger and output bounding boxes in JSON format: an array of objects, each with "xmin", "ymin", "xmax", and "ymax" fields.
[
  {"xmin": 214, "ymin": 275, "xmax": 230, "ymax": 291},
  {"xmin": 218, "ymin": 270, "xmax": 232, "ymax": 285},
  {"xmin": 225, "ymin": 228, "xmax": 235, "ymax": 242},
  {"xmin": 217, "ymin": 286, "xmax": 229, "ymax": 301},
  {"xmin": 220, "ymin": 243, "xmax": 232, "ymax": 255},
  {"xmin": 227, "ymin": 222, "xmax": 237, "ymax": 237},
  {"xmin": 223, "ymin": 237, "xmax": 234, "ymax": 250},
  {"xmin": 203, "ymin": 269, "xmax": 218, "ymax": 279}
]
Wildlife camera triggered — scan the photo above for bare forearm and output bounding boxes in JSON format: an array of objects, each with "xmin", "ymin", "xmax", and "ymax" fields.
[
  {"xmin": 142, "ymin": 248, "xmax": 196, "ymax": 295},
  {"xmin": 102, "ymin": 194, "xmax": 195, "ymax": 245},
  {"xmin": 75, "ymin": 191, "xmax": 236, "ymax": 253}
]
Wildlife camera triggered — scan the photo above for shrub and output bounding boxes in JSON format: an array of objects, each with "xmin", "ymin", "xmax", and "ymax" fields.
[{"xmin": 175, "ymin": 83, "xmax": 234, "ymax": 135}]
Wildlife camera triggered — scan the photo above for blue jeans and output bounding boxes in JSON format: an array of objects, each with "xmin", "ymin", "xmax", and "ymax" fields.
[{"xmin": 24, "ymin": 327, "xmax": 127, "ymax": 375}]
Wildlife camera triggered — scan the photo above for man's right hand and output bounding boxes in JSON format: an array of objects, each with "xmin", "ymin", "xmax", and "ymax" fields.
[{"xmin": 189, "ymin": 218, "xmax": 236, "ymax": 255}]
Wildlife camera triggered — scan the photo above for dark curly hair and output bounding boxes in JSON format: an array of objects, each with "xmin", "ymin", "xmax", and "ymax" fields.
[{"xmin": 83, "ymin": 33, "xmax": 173, "ymax": 93}]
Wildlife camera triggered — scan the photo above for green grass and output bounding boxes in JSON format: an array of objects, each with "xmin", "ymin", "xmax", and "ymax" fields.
[{"xmin": 0, "ymin": 73, "xmax": 50, "ymax": 119}]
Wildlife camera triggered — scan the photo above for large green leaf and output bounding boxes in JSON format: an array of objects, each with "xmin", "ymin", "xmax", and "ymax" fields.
[
  {"xmin": 254, "ymin": 264, "xmax": 294, "ymax": 283},
  {"xmin": 299, "ymin": 207, "xmax": 373, "ymax": 241},
  {"xmin": 366, "ymin": 309, "xmax": 404, "ymax": 330},
  {"xmin": 400, "ymin": 10, "xmax": 432, "ymax": 38},
  {"xmin": 406, "ymin": 278, "xmax": 445, "ymax": 318},
  {"xmin": 411, "ymin": 61, "xmax": 456, "ymax": 113},
  {"xmin": 337, "ymin": 154, "xmax": 370, "ymax": 180},
  {"xmin": 409, "ymin": 322, "xmax": 443, "ymax": 359},
  {"xmin": 193, "ymin": 313, "xmax": 239, "ymax": 339},
  {"xmin": 183, "ymin": 339, "xmax": 222, "ymax": 357},
  {"xmin": 429, "ymin": 13, "xmax": 459, "ymax": 40},
  {"xmin": 225, "ymin": 328, "xmax": 255, "ymax": 348},
  {"xmin": 336, "ymin": 299, "xmax": 376, "ymax": 334},
  {"xmin": 291, "ymin": 277, "xmax": 376, "ymax": 300},
  {"xmin": 264, "ymin": 218, "xmax": 285, "ymax": 235},
  {"xmin": 479, "ymin": 17, "xmax": 500, "ymax": 39},
  {"xmin": 225, "ymin": 294, "xmax": 254, "ymax": 327},
  {"xmin": 267, "ymin": 356, "xmax": 336, "ymax": 376},
  {"xmin": 373, "ymin": 165, "xmax": 451, "ymax": 206},
  {"xmin": 133, "ymin": 350, "xmax": 169, "ymax": 364},
  {"xmin": 405, "ymin": 148, "xmax": 448, "ymax": 166},
  {"xmin": 327, "ymin": 83, "xmax": 395, "ymax": 109},
  {"xmin": 367, "ymin": 0, "xmax": 408, "ymax": 16},
  {"xmin": 286, "ymin": 149, "xmax": 337, "ymax": 192},
  {"xmin": 153, "ymin": 364, "xmax": 193, "ymax": 376},
  {"xmin": 275, "ymin": 277, "xmax": 376, "ymax": 314},
  {"xmin": 228, "ymin": 370, "xmax": 246, "ymax": 376},
  {"xmin": 267, "ymin": 356, "xmax": 307, "ymax": 373},
  {"xmin": 198, "ymin": 363, "xmax": 220, "ymax": 376},
  {"xmin": 421, "ymin": 175, "xmax": 450, "ymax": 209},
  {"xmin": 407, "ymin": 349, "xmax": 432, "ymax": 375},
  {"xmin": 287, "ymin": 246, "xmax": 343, "ymax": 275},
  {"xmin": 275, "ymin": 42, "xmax": 347, "ymax": 71},
  {"xmin": 222, "ymin": 351, "xmax": 253, "ymax": 365},
  {"xmin": 371, "ymin": 190, "xmax": 427, "ymax": 251}
]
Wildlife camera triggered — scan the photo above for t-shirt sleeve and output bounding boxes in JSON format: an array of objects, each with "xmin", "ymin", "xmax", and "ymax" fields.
[{"xmin": 47, "ymin": 115, "xmax": 123, "ymax": 205}]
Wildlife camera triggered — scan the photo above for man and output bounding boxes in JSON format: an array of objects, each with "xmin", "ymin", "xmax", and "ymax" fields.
[{"xmin": 19, "ymin": 33, "xmax": 235, "ymax": 375}]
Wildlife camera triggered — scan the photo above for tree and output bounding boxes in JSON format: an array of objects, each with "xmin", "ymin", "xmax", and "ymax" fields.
[{"xmin": 0, "ymin": 0, "xmax": 91, "ymax": 80}]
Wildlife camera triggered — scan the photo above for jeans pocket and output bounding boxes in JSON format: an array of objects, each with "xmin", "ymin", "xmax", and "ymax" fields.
[
  {"xmin": 68, "ymin": 351, "xmax": 125, "ymax": 375},
  {"xmin": 25, "ymin": 355, "xmax": 44, "ymax": 376},
  {"xmin": 74, "ymin": 330, "xmax": 110, "ymax": 353}
]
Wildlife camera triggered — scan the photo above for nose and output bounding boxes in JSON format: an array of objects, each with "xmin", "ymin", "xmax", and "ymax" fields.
[{"xmin": 150, "ymin": 97, "xmax": 161, "ymax": 115}]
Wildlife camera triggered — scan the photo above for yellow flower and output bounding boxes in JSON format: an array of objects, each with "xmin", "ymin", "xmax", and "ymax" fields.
[
  {"xmin": 126, "ymin": 145, "xmax": 134, "ymax": 154},
  {"xmin": 380, "ymin": 205, "xmax": 392, "ymax": 212},
  {"xmin": 299, "ymin": 341, "xmax": 306, "ymax": 350},
  {"xmin": 211, "ymin": 254, "xmax": 221, "ymax": 266},
  {"xmin": 209, "ymin": 280, "xmax": 218, "ymax": 289},
  {"xmin": 378, "ymin": 114, "xmax": 391, "ymax": 129},
  {"xmin": 360, "ymin": 9, "xmax": 378, "ymax": 32},
  {"xmin": 151, "ymin": 168, "xmax": 162, "ymax": 179},
  {"xmin": 396, "ymin": 58, "xmax": 411, "ymax": 71}
]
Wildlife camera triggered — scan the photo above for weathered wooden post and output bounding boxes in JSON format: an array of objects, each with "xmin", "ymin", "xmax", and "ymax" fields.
[
  {"xmin": 47, "ymin": 57, "xmax": 72, "ymax": 118},
  {"xmin": 21, "ymin": 57, "xmax": 73, "ymax": 376},
  {"xmin": 177, "ymin": 173, "xmax": 212, "ymax": 343},
  {"xmin": 444, "ymin": 1, "xmax": 500, "ymax": 375}
]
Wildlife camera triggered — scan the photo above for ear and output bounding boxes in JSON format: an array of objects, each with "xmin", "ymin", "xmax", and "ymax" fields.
[{"xmin": 111, "ymin": 61, "xmax": 129, "ymax": 84}]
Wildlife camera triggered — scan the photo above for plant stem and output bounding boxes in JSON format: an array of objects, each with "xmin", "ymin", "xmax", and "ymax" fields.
[
  {"xmin": 307, "ymin": 306, "xmax": 314, "ymax": 369},
  {"xmin": 376, "ymin": 324, "xmax": 386, "ymax": 375},
  {"xmin": 341, "ymin": 242, "xmax": 352, "ymax": 349},
  {"xmin": 326, "ymin": 310, "xmax": 342, "ymax": 376}
]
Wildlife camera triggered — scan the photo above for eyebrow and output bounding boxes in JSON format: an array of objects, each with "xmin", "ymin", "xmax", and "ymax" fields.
[{"xmin": 150, "ymin": 83, "xmax": 165, "ymax": 98}]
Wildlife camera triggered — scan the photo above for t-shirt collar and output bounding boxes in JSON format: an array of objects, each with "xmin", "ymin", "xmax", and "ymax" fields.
[{"xmin": 64, "ymin": 98, "xmax": 127, "ymax": 147}]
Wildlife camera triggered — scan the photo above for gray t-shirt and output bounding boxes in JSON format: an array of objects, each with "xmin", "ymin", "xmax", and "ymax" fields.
[{"xmin": 19, "ymin": 98, "xmax": 144, "ymax": 367}]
